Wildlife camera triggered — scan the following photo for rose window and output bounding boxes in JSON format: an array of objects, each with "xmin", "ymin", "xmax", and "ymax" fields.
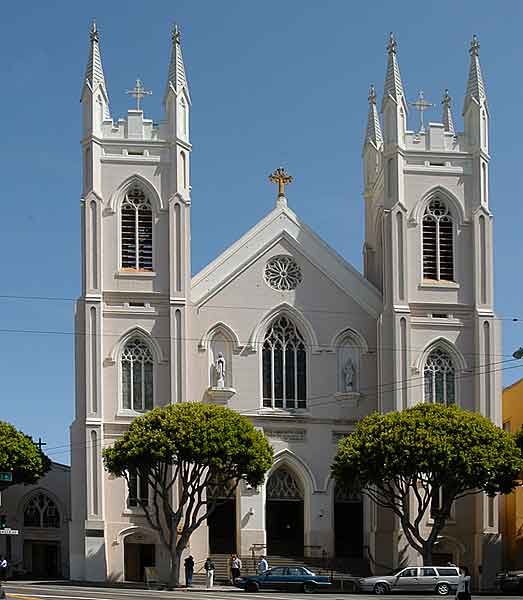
[{"xmin": 264, "ymin": 256, "xmax": 302, "ymax": 291}]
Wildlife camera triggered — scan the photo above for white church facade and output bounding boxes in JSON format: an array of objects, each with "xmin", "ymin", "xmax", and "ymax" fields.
[{"xmin": 70, "ymin": 24, "xmax": 502, "ymax": 585}]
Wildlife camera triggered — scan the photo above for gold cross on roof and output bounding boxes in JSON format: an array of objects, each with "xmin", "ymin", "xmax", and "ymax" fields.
[{"xmin": 269, "ymin": 167, "xmax": 293, "ymax": 198}]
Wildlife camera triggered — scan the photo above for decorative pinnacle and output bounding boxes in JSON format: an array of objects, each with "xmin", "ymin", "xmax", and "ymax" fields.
[
  {"xmin": 90, "ymin": 20, "xmax": 99, "ymax": 43},
  {"xmin": 469, "ymin": 34, "xmax": 480, "ymax": 57},
  {"xmin": 368, "ymin": 84, "xmax": 377, "ymax": 105},
  {"xmin": 442, "ymin": 89, "xmax": 452, "ymax": 108},
  {"xmin": 172, "ymin": 23, "xmax": 181, "ymax": 45},
  {"xmin": 387, "ymin": 32, "xmax": 397, "ymax": 55},
  {"xmin": 269, "ymin": 167, "xmax": 293, "ymax": 198}
]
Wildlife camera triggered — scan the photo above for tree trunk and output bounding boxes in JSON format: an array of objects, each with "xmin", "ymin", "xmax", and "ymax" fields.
[
  {"xmin": 422, "ymin": 543, "xmax": 433, "ymax": 566},
  {"xmin": 168, "ymin": 549, "xmax": 181, "ymax": 589}
]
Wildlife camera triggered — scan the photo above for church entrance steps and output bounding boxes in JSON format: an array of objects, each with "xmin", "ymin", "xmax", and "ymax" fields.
[{"xmin": 203, "ymin": 553, "xmax": 370, "ymax": 584}]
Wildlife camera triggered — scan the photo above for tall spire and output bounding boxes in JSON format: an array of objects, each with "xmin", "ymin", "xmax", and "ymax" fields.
[
  {"xmin": 164, "ymin": 23, "xmax": 190, "ymax": 104},
  {"xmin": 441, "ymin": 89, "xmax": 455, "ymax": 134},
  {"xmin": 365, "ymin": 84, "xmax": 383, "ymax": 148},
  {"xmin": 82, "ymin": 21, "xmax": 110, "ymax": 118},
  {"xmin": 381, "ymin": 33, "xmax": 407, "ymax": 112},
  {"xmin": 464, "ymin": 34, "xmax": 487, "ymax": 112}
]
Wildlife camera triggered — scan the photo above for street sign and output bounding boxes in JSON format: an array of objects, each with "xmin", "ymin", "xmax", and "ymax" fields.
[
  {"xmin": 0, "ymin": 473, "xmax": 12, "ymax": 483},
  {"xmin": 0, "ymin": 528, "xmax": 19, "ymax": 535}
]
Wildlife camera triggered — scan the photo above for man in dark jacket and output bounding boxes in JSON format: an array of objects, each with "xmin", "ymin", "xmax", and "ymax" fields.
[{"xmin": 184, "ymin": 555, "xmax": 195, "ymax": 587}]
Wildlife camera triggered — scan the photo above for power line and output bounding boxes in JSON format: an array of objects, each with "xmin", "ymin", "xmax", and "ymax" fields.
[
  {"xmin": 43, "ymin": 359, "xmax": 523, "ymax": 460},
  {"xmin": 0, "ymin": 293, "xmax": 520, "ymax": 321}
]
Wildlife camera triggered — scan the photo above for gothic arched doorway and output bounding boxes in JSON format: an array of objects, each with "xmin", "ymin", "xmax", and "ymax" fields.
[
  {"xmin": 207, "ymin": 482, "xmax": 237, "ymax": 554},
  {"xmin": 334, "ymin": 484, "xmax": 363, "ymax": 557},
  {"xmin": 266, "ymin": 467, "xmax": 304, "ymax": 556}
]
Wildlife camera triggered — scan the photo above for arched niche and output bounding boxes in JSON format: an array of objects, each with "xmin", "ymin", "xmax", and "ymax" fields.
[{"xmin": 331, "ymin": 328, "xmax": 367, "ymax": 397}]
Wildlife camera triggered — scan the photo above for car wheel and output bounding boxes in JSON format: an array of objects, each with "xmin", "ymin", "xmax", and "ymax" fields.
[
  {"xmin": 374, "ymin": 582, "xmax": 389, "ymax": 595},
  {"xmin": 436, "ymin": 582, "xmax": 450, "ymax": 596},
  {"xmin": 303, "ymin": 581, "xmax": 316, "ymax": 594},
  {"xmin": 246, "ymin": 581, "xmax": 259, "ymax": 593}
]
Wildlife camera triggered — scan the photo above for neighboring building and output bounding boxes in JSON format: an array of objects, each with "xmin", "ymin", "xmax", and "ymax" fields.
[
  {"xmin": 70, "ymin": 24, "xmax": 501, "ymax": 585},
  {"xmin": 500, "ymin": 378, "xmax": 523, "ymax": 569},
  {"xmin": 0, "ymin": 462, "xmax": 70, "ymax": 578}
]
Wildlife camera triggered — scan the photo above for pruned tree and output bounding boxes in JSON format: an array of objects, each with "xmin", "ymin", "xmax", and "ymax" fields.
[
  {"xmin": 0, "ymin": 421, "xmax": 50, "ymax": 487},
  {"xmin": 104, "ymin": 403, "xmax": 273, "ymax": 587},
  {"xmin": 332, "ymin": 403, "xmax": 523, "ymax": 564}
]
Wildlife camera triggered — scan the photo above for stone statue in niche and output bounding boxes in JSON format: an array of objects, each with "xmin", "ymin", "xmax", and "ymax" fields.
[
  {"xmin": 215, "ymin": 352, "xmax": 226, "ymax": 388},
  {"xmin": 343, "ymin": 357, "xmax": 355, "ymax": 392}
]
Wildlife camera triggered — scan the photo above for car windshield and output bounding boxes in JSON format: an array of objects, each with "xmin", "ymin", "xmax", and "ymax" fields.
[{"xmin": 302, "ymin": 567, "xmax": 314, "ymax": 575}]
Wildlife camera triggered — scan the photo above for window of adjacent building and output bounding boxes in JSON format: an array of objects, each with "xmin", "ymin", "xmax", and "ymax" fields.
[
  {"xmin": 24, "ymin": 493, "xmax": 60, "ymax": 528},
  {"xmin": 121, "ymin": 186, "xmax": 153, "ymax": 271},
  {"xmin": 422, "ymin": 199, "xmax": 454, "ymax": 281},
  {"xmin": 262, "ymin": 316, "xmax": 306, "ymax": 409},
  {"xmin": 424, "ymin": 348, "xmax": 456, "ymax": 405},
  {"xmin": 122, "ymin": 338, "xmax": 153, "ymax": 412},
  {"xmin": 128, "ymin": 469, "xmax": 149, "ymax": 508}
]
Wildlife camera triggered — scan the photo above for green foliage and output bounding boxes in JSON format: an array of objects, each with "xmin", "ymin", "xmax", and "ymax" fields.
[
  {"xmin": 333, "ymin": 403, "xmax": 522, "ymax": 496},
  {"xmin": 104, "ymin": 403, "xmax": 273, "ymax": 587},
  {"xmin": 0, "ymin": 421, "xmax": 51, "ymax": 485},
  {"xmin": 332, "ymin": 403, "xmax": 523, "ymax": 562},
  {"xmin": 104, "ymin": 403, "xmax": 273, "ymax": 487}
]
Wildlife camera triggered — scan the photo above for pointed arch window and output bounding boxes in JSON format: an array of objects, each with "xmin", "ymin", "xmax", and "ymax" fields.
[
  {"xmin": 267, "ymin": 468, "xmax": 303, "ymax": 500},
  {"xmin": 424, "ymin": 347, "xmax": 456, "ymax": 405},
  {"xmin": 422, "ymin": 199, "xmax": 454, "ymax": 281},
  {"xmin": 262, "ymin": 316, "xmax": 306, "ymax": 409},
  {"xmin": 122, "ymin": 337, "xmax": 154, "ymax": 412},
  {"xmin": 121, "ymin": 185, "xmax": 153, "ymax": 271},
  {"xmin": 24, "ymin": 493, "xmax": 60, "ymax": 528}
]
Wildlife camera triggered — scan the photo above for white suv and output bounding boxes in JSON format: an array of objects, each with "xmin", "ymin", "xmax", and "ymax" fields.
[{"xmin": 359, "ymin": 566, "xmax": 461, "ymax": 595}]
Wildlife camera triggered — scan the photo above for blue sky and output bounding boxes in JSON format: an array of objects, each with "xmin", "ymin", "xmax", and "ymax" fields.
[{"xmin": 1, "ymin": 1, "xmax": 522, "ymax": 463}]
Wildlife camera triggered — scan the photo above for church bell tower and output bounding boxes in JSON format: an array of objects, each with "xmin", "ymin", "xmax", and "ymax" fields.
[
  {"xmin": 362, "ymin": 33, "xmax": 499, "ymax": 576},
  {"xmin": 70, "ymin": 22, "xmax": 193, "ymax": 581}
]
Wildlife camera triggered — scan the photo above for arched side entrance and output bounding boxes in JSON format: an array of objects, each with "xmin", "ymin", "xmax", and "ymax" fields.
[
  {"xmin": 266, "ymin": 468, "xmax": 304, "ymax": 556},
  {"xmin": 123, "ymin": 530, "xmax": 156, "ymax": 582},
  {"xmin": 207, "ymin": 482, "xmax": 237, "ymax": 554},
  {"xmin": 334, "ymin": 484, "xmax": 363, "ymax": 558}
]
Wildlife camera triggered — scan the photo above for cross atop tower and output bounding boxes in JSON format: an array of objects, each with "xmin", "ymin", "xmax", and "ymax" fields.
[
  {"xmin": 410, "ymin": 90, "xmax": 434, "ymax": 133},
  {"xmin": 126, "ymin": 78, "xmax": 152, "ymax": 110},
  {"xmin": 269, "ymin": 167, "xmax": 293, "ymax": 202}
]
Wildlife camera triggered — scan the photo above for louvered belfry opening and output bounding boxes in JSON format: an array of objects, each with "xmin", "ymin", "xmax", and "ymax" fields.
[
  {"xmin": 121, "ymin": 186, "xmax": 153, "ymax": 271},
  {"xmin": 422, "ymin": 198, "xmax": 454, "ymax": 281}
]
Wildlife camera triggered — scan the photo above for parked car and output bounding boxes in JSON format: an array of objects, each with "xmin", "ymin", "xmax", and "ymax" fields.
[
  {"xmin": 236, "ymin": 566, "xmax": 331, "ymax": 593},
  {"xmin": 359, "ymin": 566, "xmax": 460, "ymax": 595},
  {"xmin": 496, "ymin": 570, "xmax": 523, "ymax": 594}
]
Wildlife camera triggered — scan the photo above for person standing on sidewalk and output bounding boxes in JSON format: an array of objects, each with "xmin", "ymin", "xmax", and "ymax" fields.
[
  {"xmin": 204, "ymin": 557, "xmax": 215, "ymax": 589},
  {"xmin": 257, "ymin": 555, "xmax": 268, "ymax": 574},
  {"xmin": 230, "ymin": 554, "xmax": 242, "ymax": 584},
  {"xmin": 184, "ymin": 554, "xmax": 194, "ymax": 587},
  {"xmin": 455, "ymin": 566, "xmax": 471, "ymax": 600},
  {"xmin": 0, "ymin": 557, "xmax": 7, "ymax": 581}
]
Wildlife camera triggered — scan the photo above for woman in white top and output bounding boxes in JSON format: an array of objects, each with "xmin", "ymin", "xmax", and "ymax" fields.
[{"xmin": 456, "ymin": 566, "xmax": 471, "ymax": 600}]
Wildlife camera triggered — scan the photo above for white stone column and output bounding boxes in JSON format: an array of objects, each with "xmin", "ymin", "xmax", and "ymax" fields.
[{"xmin": 237, "ymin": 482, "xmax": 266, "ymax": 557}]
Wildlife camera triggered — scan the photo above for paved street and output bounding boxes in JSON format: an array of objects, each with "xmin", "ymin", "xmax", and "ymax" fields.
[{"xmin": 1, "ymin": 583, "xmax": 507, "ymax": 600}]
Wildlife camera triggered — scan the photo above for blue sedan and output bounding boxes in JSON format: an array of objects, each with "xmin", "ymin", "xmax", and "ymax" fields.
[{"xmin": 236, "ymin": 566, "xmax": 332, "ymax": 593}]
